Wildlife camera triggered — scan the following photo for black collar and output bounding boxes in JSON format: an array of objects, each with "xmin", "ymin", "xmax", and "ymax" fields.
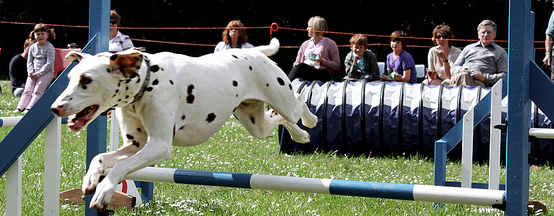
[{"xmin": 131, "ymin": 56, "xmax": 151, "ymax": 104}]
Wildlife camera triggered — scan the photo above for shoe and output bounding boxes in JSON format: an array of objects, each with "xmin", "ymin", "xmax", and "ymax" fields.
[
  {"xmin": 13, "ymin": 108, "xmax": 23, "ymax": 113},
  {"xmin": 22, "ymin": 109, "xmax": 29, "ymax": 114}
]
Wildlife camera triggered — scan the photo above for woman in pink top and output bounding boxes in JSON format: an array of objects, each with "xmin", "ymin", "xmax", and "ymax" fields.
[{"xmin": 288, "ymin": 16, "xmax": 340, "ymax": 82}]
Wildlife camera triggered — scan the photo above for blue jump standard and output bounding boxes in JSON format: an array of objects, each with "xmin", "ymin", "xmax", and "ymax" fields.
[{"xmin": 104, "ymin": 167, "xmax": 505, "ymax": 208}]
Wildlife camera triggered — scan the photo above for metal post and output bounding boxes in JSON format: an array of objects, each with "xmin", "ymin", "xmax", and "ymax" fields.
[
  {"xmin": 85, "ymin": 0, "xmax": 110, "ymax": 215},
  {"xmin": 506, "ymin": 0, "xmax": 532, "ymax": 214}
]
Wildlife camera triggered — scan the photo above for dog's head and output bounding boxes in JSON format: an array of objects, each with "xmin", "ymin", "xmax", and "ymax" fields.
[{"xmin": 51, "ymin": 50, "xmax": 145, "ymax": 132}]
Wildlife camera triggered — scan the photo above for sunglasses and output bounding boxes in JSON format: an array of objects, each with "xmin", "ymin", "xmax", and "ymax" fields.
[
  {"xmin": 436, "ymin": 35, "xmax": 449, "ymax": 39},
  {"xmin": 110, "ymin": 21, "xmax": 118, "ymax": 25}
]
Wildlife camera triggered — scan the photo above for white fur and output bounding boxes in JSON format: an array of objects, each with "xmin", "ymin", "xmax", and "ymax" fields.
[{"xmin": 51, "ymin": 38, "xmax": 317, "ymax": 209}]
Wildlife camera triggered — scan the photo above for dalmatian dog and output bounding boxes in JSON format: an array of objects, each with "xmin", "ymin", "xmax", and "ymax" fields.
[{"xmin": 50, "ymin": 38, "xmax": 317, "ymax": 209}]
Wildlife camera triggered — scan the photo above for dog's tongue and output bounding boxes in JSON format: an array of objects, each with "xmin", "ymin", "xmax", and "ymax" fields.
[
  {"xmin": 68, "ymin": 117, "xmax": 87, "ymax": 132},
  {"xmin": 67, "ymin": 105, "xmax": 98, "ymax": 132}
]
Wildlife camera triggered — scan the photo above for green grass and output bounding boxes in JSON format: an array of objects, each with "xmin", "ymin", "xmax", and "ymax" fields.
[{"xmin": 0, "ymin": 80, "xmax": 552, "ymax": 215}]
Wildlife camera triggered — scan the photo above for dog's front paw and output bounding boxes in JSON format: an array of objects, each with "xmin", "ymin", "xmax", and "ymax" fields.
[
  {"xmin": 82, "ymin": 167, "xmax": 104, "ymax": 195},
  {"xmin": 90, "ymin": 180, "xmax": 117, "ymax": 209}
]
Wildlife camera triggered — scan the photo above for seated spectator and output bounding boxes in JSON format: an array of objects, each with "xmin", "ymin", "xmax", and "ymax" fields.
[
  {"xmin": 424, "ymin": 25, "xmax": 461, "ymax": 85},
  {"xmin": 215, "ymin": 20, "xmax": 253, "ymax": 52},
  {"xmin": 450, "ymin": 20, "xmax": 507, "ymax": 87},
  {"xmin": 14, "ymin": 24, "xmax": 56, "ymax": 113},
  {"xmin": 344, "ymin": 34, "xmax": 379, "ymax": 81},
  {"xmin": 380, "ymin": 30, "xmax": 417, "ymax": 83},
  {"xmin": 109, "ymin": 9, "xmax": 134, "ymax": 53},
  {"xmin": 9, "ymin": 38, "xmax": 35, "ymax": 97},
  {"xmin": 288, "ymin": 16, "xmax": 340, "ymax": 82}
]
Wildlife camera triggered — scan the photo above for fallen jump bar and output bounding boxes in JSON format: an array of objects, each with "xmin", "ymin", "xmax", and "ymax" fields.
[{"xmin": 104, "ymin": 167, "xmax": 505, "ymax": 207}]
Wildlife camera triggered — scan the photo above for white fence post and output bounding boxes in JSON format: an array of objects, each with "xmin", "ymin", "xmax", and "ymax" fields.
[
  {"xmin": 461, "ymin": 108, "xmax": 474, "ymax": 188},
  {"xmin": 6, "ymin": 156, "xmax": 22, "ymax": 216},
  {"xmin": 489, "ymin": 81, "xmax": 502, "ymax": 190},
  {"xmin": 44, "ymin": 118, "xmax": 61, "ymax": 216}
]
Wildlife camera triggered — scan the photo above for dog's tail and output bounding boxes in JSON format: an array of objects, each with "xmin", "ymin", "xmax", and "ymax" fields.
[{"xmin": 255, "ymin": 38, "xmax": 280, "ymax": 57}]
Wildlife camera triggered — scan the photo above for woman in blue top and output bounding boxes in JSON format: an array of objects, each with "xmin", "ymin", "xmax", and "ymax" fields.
[{"xmin": 380, "ymin": 30, "xmax": 417, "ymax": 83}]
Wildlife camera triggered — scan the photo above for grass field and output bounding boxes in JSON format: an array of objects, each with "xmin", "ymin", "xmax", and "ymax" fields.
[{"xmin": 0, "ymin": 80, "xmax": 553, "ymax": 215}]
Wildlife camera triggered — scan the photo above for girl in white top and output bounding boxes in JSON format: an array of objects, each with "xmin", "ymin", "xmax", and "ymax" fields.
[{"xmin": 424, "ymin": 24, "xmax": 461, "ymax": 85}]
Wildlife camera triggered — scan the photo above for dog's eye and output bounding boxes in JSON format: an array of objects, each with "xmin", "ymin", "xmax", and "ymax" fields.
[{"xmin": 80, "ymin": 76, "xmax": 92, "ymax": 85}]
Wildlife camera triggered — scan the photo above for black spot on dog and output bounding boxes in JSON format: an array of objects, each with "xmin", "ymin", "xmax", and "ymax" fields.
[
  {"xmin": 152, "ymin": 79, "xmax": 159, "ymax": 85},
  {"xmin": 181, "ymin": 115, "xmax": 186, "ymax": 120},
  {"xmin": 82, "ymin": 85, "xmax": 87, "ymax": 90},
  {"xmin": 130, "ymin": 73, "xmax": 138, "ymax": 79},
  {"xmin": 98, "ymin": 159, "xmax": 102, "ymax": 164},
  {"xmin": 132, "ymin": 140, "xmax": 140, "ymax": 147},
  {"xmin": 118, "ymin": 82, "xmax": 121, "ymax": 87},
  {"xmin": 150, "ymin": 65, "xmax": 160, "ymax": 72},
  {"xmin": 187, "ymin": 95, "xmax": 195, "ymax": 104},
  {"xmin": 179, "ymin": 125, "xmax": 185, "ymax": 130},
  {"xmin": 118, "ymin": 99, "xmax": 122, "ymax": 102},
  {"xmin": 69, "ymin": 98, "xmax": 73, "ymax": 101},
  {"xmin": 250, "ymin": 116, "xmax": 255, "ymax": 124},
  {"xmin": 107, "ymin": 68, "xmax": 111, "ymax": 73},
  {"xmin": 115, "ymin": 89, "xmax": 119, "ymax": 94},
  {"xmin": 170, "ymin": 80, "xmax": 174, "ymax": 85},
  {"xmin": 277, "ymin": 77, "xmax": 285, "ymax": 86},
  {"xmin": 110, "ymin": 54, "xmax": 118, "ymax": 61},
  {"xmin": 232, "ymin": 80, "xmax": 238, "ymax": 87},
  {"xmin": 244, "ymin": 57, "xmax": 248, "ymax": 60},
  {"xmin": 289, "ymin": 84, "xmax": 293, "ymax": 90},
  {"xmin": 135, "ymin": 66, "xmax": 141, "ymax": 70},
  {"xmin": 236, "ymin": 94, "xmax": 239, "ymax": 97},
  {"xmin": 249, "ymin": 66, "xmax": 252, "ymax": 71},
  {"xmin": 145, "ymin": 87, "xmax": 154, "ymax": 92},
  {"xmin": 232, "ymin": 55, "xmax": 238, "ymax": 59},
  {"xmin": 126, "ymin": 86, "xmax": 129, "ymax": 91},
  {"xmin": 126, "ymin": 134, "xmax": 134, "ymax": 140},
  {"xmin": 126, "ymin": 79, "xmax": 132, "ymax": 84},
  {"xmin": 187, "ymin": 84, "xmax": 195, "ymax": 103},
  {"xmin": 266, "ymin": 83, "xmax": 269, "ymax": 87},
  {"xmin": 125, "ymin": 95, "xmax": 129, "ymax": 99},
  {"xmin": 206, "ymin": 113, "xmax": 216, "ymax": 123},
  {"xmin": 136, "ymin": 77, "xmax": 141, "ymax": 83},
  {"xmin": 112, "ymin": 93, "xmax": 117, "ymax": 97},
  {"xmin": 137, "ymin": 128, "xmax": 142, "ymax": 132}
]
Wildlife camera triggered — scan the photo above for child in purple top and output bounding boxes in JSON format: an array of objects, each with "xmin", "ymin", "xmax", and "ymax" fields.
[
  {"xmin": 380, "ymin": 30, "xmax": 417, "ymax": 83},
  {"xmin": 14, "ymin": 24, "xmax": 56, "ymax": 113}
]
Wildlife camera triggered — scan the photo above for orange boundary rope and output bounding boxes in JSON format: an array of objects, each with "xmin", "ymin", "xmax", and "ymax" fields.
[{"xmin": 0, "ymin": 20, "xmax": 545, "ymax": 49}]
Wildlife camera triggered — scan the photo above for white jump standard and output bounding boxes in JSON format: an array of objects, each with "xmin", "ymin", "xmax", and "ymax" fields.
[{"xmin": 104, "ymin": 167, "xmax": 506, "ymax": 208}]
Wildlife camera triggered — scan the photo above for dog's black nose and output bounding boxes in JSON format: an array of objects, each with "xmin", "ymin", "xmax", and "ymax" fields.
[{"xmin": 50, "ymin": 107, "xmax": 61, "ymax": 116}]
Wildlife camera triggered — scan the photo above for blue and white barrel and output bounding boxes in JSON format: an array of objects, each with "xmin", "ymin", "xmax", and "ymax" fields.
[{"xmin": 278, "ymin": 79, "xmax": 554, "ymax": 164}]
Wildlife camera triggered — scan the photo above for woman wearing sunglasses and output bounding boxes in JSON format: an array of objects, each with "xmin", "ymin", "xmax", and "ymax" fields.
[
  {"xmin": 424, "ymin": 24, "xmax": 461, "ymax": 85},
  {"xmin": 109, "ymin": 9, "xmax": 134, "ymax": 53}
]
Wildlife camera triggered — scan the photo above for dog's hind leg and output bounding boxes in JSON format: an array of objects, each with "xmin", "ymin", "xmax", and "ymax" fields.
[
  {"xmin": 234, "ymin": 99, "xmax": 312, "ymax": 143},
  {"xmin": 233, "ymin": 100, "xmax": 277, "ymax": 139}
]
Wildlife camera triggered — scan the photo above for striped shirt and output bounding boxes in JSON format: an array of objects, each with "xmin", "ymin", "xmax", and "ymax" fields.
[{"xmin": 27, "ymin": 41, "xmax": 55, "ymax": 77}]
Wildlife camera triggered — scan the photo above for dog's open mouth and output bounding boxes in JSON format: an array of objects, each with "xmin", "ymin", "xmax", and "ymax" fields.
[{"xmin": 67, "ymin": 105, "xmax": 99, "ymax": 131}]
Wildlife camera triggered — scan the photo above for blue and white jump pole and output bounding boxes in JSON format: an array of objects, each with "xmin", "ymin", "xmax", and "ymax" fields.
[{"xmin": 104, "ymin": 167, "xmax": 505, "ymax": 208}]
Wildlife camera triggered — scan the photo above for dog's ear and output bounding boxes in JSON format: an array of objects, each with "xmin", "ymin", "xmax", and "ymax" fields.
[
  {"xmin": 65, "ymin": 51, "xmax": 88, "ymax": 63},
  {"xmin": 109, "ymin": 52, "xmax": 143, "ymax": 78}
]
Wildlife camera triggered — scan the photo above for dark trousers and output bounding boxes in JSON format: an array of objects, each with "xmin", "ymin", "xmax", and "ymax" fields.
[{"xmin": 288, "ymin": 63, "xmax": 331, "ymax": 82}]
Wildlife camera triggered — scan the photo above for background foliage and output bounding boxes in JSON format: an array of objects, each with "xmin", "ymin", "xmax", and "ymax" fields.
[{"xmin": 0, "ymin": 0, "xmax": 552, "ymax": 79}]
